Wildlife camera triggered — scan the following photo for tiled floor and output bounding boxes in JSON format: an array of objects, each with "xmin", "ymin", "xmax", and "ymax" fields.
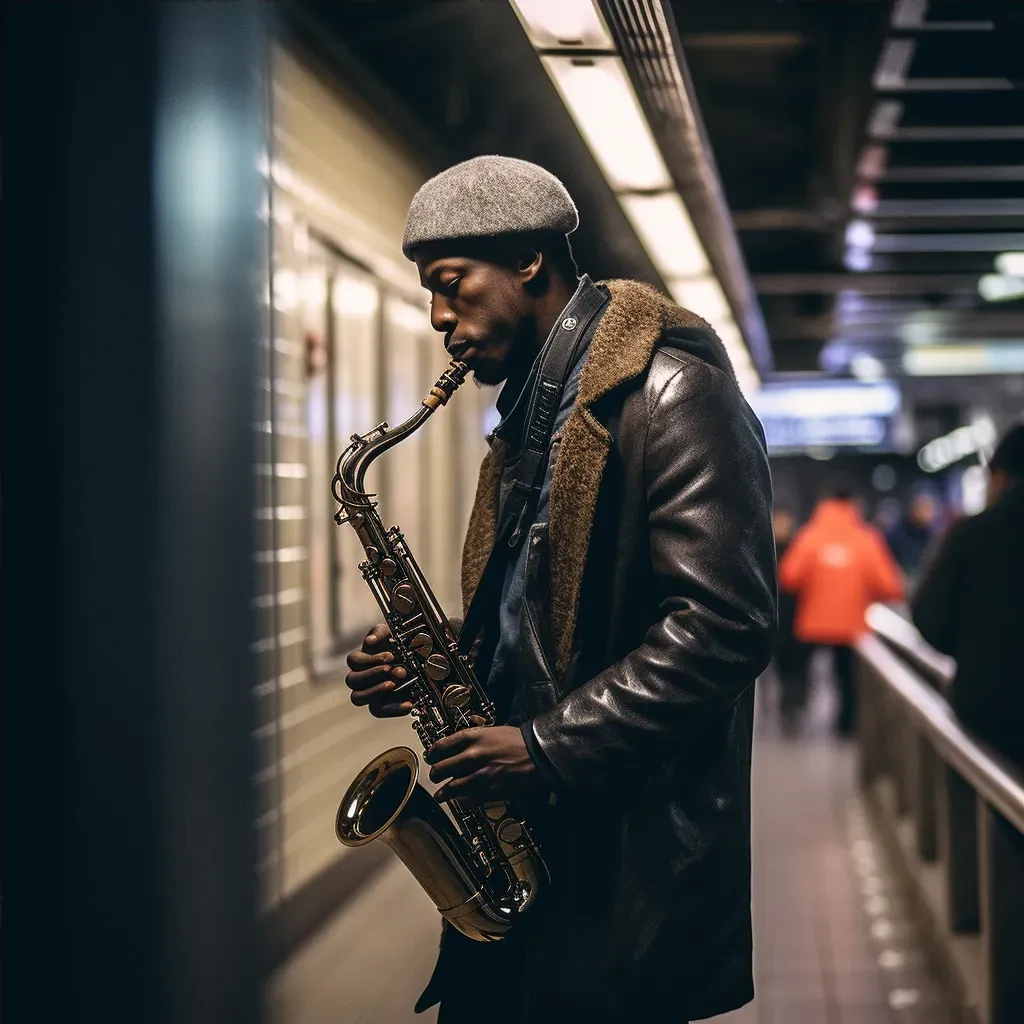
[{"xmin": 269, "ymin": 658, "xmax": 954, "ymax": 1023}]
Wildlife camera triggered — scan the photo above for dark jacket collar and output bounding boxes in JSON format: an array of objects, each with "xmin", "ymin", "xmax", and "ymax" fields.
[
  {"xmin": 492, "ymin": 274, "xmax": 603, "ymax": 449},
  {"xmin": 462, "ymin": 278, "xmax": 734, "ymax": 674}
]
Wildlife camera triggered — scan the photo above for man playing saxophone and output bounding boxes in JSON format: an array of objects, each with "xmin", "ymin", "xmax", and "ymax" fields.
[{"xmin": 344, "ymin": 156, "xmax": 776, "ymax": 1024}]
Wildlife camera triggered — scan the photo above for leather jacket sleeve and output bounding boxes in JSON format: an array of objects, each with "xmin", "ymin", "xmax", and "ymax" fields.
[{"xmin": 528, "ymin": 358, "xmax": 777, "ymax": 793}]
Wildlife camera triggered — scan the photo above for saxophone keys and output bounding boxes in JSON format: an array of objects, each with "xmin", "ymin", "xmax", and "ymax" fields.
[
  {"xmin": 425, "ymin": 654, "xmax": 451, "ymax": 681},
  {"xmin": 364, "ymin": 546, "xmax": 380, "ymax": 564},
  {"xmin": 484, "ymin": 802, "xmax": 508, "ymax": 820},
  {"xmin": 379, "ymin": 558, "xmax": 397, "ymax": 577},
  {"xmin": 392, "ymin": 583, "xmax": 417, "ymax": 615},
  {"xmin": 496, "ymin": 819, "xmax": 524, "ymax": 845},
  {"xmin": 441, "ymin": 682, "xmax": 470, "ymax": 707},
  {"xmin": 410, "ymin": 632, "xmax": 433, "ymax": 658}
]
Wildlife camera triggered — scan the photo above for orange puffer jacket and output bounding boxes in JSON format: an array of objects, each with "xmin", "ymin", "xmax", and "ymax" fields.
[{"xmin": 778, "ymin": 499, "xmax": 905, "ymax": 645}]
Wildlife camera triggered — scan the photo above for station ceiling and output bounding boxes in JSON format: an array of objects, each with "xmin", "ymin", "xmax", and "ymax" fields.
[{"xmin": 284, "ymin": 0, "xmax": 1024, "ymax": 381}]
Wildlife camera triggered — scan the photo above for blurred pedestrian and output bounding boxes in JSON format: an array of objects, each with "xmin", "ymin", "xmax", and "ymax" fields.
[
  {"xmin": 911, "ymin": 424, "xmax": 1024, "ymax": 767},
  {"xmin": 772, "ymin": 506, "xmax": 807, "ymax": 734},
  {"xmin": 886, "ymin": 483, "xmax": 941, "ymax": 586},
  {"xmin": 778, "ymin": 478, "xmax": 905, "ymax": 736}
]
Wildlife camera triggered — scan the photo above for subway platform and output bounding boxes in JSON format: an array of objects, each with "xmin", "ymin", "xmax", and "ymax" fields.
[{"xmin": 269, "ymin": 662, "xmax": 955, "ymax": 1024}]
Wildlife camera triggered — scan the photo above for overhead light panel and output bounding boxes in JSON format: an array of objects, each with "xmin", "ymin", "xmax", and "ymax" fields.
[
  {"xmin": 846, "ymin": 220, "xmax": 876, "ymax": 249},
  {"xmin": 543, "ymin": 55, "xmax": 671, "ymax": 192},
  {"xmin": 904, "ymin": 343, "xmax": 1024, "ymax": 376},
  {"xmin": 995, "ymin": 251, "xmax": 1024, "ymax": 276},
  {"xmin": 510, "ymin": 0, "xmax": 614, "ymax": 50},
  {"xmin": 669, "ymin": 276, "xmax": 731, "ymax": 324},
  {"xmin": 620, "ymin": 192, "xmax": 709, "ymax": 279},
  {"xmin": 978, "ymin": 274, "xmax": 1024, "ymax": 302}
]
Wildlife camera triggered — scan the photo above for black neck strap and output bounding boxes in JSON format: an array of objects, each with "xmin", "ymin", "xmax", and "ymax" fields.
[{"xmin": 459, "ymin": 280, "xmax": 607, "ymax": 656}]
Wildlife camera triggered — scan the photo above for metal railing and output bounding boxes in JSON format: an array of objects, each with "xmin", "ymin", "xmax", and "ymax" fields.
[{"xmin": 856, "ymin": 606, "xmax": 1024, "ymax": 1024}]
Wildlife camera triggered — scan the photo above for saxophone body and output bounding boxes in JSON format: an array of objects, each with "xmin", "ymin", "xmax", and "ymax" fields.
[{"xmin": 332, "ymin": 360, "xmax": 548, "ymax": 942}]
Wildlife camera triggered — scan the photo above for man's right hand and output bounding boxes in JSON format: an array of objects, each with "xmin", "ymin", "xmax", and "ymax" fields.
[{"xmin": 344, "ymin": 623, "xmax": 414, "ymax": 718}]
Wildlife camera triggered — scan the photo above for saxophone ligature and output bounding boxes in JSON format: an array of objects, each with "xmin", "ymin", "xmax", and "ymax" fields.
[{"xmin": 331, "ymin": 359, "xmax": 548, "ymax": 941}]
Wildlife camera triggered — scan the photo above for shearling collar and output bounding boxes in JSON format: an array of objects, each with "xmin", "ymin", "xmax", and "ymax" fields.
[{"xmin": 461, "ymin": 278, "xmax": 725, "ymax": 676}]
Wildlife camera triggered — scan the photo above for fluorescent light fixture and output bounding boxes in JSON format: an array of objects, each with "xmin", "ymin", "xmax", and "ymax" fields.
[
  {"xmin": 510, "ymin": 0, "xmax": 614, "ymax": 50},
  {"xmin": 852, "ymin": 183, "xmax": 879, "ymax": 214},
  {"xmin": 542, "ymin": 55, "xmax": 671, "ymax": 192},
  {"xmin": 752, "ymin": 382, "xmax": 900, "ymax": 419},
  {"xmin": 995, "ymin": 251, "xmax": 1024, "ymax": 276},
  {"xmin": 851, "ymin": 353, "xmax": 886, "ymax": 381},
  {"xmin": 619, "ymin": 192, "xmax": 709, "ymax": 278},
  {"xmin": 845, "ymin": 249, "xmax": 873, "ymax": 272},
  {"xmin": 904, "ymin": 343, "xmax": 1024, "ymax": 376},
  {"xmin": 978, "ymin": 273, "xmax": 1024, "ymax": 302},
  {"xmin": 846, "ymin": 220, "xmax": 876, "ymax": 249},
  {"xmin": 669, "ymin": 276, "xmax": 731, "ymax": 323}
]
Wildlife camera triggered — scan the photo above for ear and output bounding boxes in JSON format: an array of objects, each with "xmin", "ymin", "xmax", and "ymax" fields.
[{"xmin": 516, "ymin": 245, "xmax": 544, "ymax": 286}]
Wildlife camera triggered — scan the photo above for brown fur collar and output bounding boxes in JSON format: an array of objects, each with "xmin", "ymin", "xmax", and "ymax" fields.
[{"xmin": 461, "ymin": 279, "xmax": 718, "ymax": 676}]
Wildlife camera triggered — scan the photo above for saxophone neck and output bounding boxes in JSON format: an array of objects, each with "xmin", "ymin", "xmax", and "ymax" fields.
[{"xmin": 333, "ymin": 360, "xmax": 470, "ymax": 509}]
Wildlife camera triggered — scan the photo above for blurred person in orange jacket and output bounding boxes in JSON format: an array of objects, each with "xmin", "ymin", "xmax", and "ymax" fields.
[{"xmin": 778, "ymin": 477, "xmax": 904, "ymax": 735}]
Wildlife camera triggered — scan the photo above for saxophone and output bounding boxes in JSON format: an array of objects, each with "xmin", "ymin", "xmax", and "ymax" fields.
[{"xmin": 332, "ymin": 359, "xmax": 548, "ymax": 942}]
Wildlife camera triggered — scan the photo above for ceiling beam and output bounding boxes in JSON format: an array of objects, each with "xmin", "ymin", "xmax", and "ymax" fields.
[
  {"xmin": 871, "ymin": 199, "xmax": 1024, "ymax": 218},
  {"xmin": 732, "ymin": 209, "xmax": 832, "ymax": 231},
  {"xmin": 753, "ymin": 273, "xmax": 980, "ymax": 295},
  {"xmin": 680, "ymin": 31, "xmax": 807, "ymax": 50},
  {"xmin": 774, "ymin": 310, "xmax": 1024, "ymax": 342},
  {"xmin": 883, "ymin": 165, "xmax": 1024, "ymax": 182},
  {"xmin": 872, "ymin": 232, "xmax": 1024, "ymax": 252}
]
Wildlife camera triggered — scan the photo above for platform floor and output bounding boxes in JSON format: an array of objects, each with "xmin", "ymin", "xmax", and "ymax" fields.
[{"xmin": 269, "ymin": 657, "xmax": 954, "ymax": 1023}]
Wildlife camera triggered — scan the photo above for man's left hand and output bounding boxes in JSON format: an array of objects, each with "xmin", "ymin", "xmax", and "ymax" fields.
[{"xmin": 425, "ymin": 726, "xmax": 545, "ymax": 803}]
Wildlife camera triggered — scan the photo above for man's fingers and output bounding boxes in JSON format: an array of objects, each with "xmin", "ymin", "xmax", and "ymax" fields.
[
  {"xmin": 424, "ymin": 727, "xmax": 484, "ymax": 764},
  {"xmin": 434, "ymin": 769, "xmax": 492, "ymax": 803},
  {"xmin": 427, "ymin": 748, "xmax": 486, "ymax": 784},
  {"xmin": 370, "ymin": 700, "xmax": 414, "ymax": 719},
  {"xmin": 346, "ymin": 648, "xmax": 394, "ymax": 672},
  {"xmin": 362, "ymin": 623, "xmax": 392, "ymax": 653},
  {"xmin": 350, "ymin": 680, "xmax": 396, "ymax": 706},
  {"xmin": 344, "ymin": 664, "xmax": 392, "ymax": 691}
]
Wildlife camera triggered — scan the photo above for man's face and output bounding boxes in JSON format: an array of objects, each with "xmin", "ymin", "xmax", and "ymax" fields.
[{"xmin": 414, "ymin": 246, "xmax": 533, "ymax": 386}]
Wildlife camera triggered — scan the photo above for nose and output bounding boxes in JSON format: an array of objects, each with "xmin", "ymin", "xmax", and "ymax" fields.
[{"xmin": 430, "ymin": 294, "xmax": 456, "ymax": 337}]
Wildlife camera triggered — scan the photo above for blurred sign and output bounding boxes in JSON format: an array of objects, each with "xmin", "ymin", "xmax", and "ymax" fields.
[{"xmin": 751, "ymin": 381, "xmax": 901, "ymax": 454}]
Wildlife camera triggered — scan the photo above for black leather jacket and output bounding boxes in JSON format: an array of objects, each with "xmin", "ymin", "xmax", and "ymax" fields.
[{"xmin": 427, "ymin": 280, "xmax": 776, "ymax": 1021}]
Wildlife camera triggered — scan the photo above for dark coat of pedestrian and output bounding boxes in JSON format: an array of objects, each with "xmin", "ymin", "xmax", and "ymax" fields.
[{"xmin": 912, "ymin": 425, "xmax": 1024, "ymax": 768}]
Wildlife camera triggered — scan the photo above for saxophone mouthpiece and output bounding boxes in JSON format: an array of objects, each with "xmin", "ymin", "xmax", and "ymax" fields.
[{"xmin": 423, "ymin": 360, "xmax": 470, "ymax": 410}]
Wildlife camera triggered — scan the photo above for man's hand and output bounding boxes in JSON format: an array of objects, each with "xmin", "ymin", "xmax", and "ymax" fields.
[
  {"xmin": 424, "ymin": 726, "xmax": 545, "ymax": 803},
  {"xmin": 344, "ymin": 623, "xmax": 413, "ymax": 718}
]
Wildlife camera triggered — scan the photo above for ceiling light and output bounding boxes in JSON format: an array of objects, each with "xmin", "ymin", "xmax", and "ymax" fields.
[
  {"xmin": 846, "ymin": 220, "xmax": 876, "ymax": 249},
  {"xmin": 845, "ymin": 249, "xmax": 873, "ymax": 272},
  {"xmin": 995, "ymin": 251, "xmax": 1024, "ymax": 276},
  {"xmin": 852, "ymin": 184, "xmax": 879, "ymax": 214},
  {"xmin": 851, "ymin": 353, "xmax": 886, "ymax": 381},
  {"xmin": 619, "ymin": 192, "xmax": 709, "ymax": 278},
  {"xmin": 510, "ymin": 0, "xmax": 614, "ymax": 50},
  {"xmin": 978, "ymin": 273, "xmax": 1024, "ymax": 302},
  {"xmin": 543, "ymin": 55, "xmax": 671, "ymax": 192},
  {"xmin": 904, "ymin": 343, "xmax": 1024, "ymax": 376},
  {"xmin": 669, "ymin": 277, "xmax": 731, "ymax": 323}
]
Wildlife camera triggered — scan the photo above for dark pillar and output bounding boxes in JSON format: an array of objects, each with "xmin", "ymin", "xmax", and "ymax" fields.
[{"xmin": 3, "ymin": 4, "xmax": 267, "ymax": 1022}]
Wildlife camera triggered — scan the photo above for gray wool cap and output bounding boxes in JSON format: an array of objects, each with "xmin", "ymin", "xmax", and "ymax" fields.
[{"xmin": 402, "ymin": 155, "xmax": 579, "ymax": 260}]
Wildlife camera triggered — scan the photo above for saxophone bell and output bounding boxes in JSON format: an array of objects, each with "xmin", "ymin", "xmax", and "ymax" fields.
[{"xmin": 336, "ymin": 746, "xmax": 533, "ymax": 941}]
